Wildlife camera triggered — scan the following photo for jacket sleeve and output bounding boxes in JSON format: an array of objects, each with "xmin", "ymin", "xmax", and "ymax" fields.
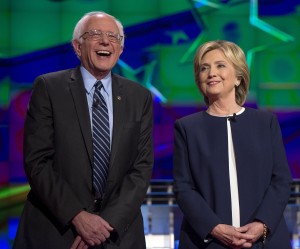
[
  {"xmin": 24, "ymin": 76, "xmax": 85, "ymax": 228},
  {"xmin": 173, "ymin": 120, "xmax": 222, "ymax": 239},
  {"xmin": 254, "ymin": 114, "xmax": 292, "ymax": 234}
]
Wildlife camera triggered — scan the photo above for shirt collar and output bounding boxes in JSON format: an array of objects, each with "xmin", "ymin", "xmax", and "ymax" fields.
[{"xmin": 80, "ymin": 66, "xmax": 112, "ymax": 96}]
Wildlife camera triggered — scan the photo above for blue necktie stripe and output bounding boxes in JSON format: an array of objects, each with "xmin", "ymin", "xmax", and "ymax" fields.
[{"xmin": 92, "ymin": 80, "xmax": 110, "ymax": 196}]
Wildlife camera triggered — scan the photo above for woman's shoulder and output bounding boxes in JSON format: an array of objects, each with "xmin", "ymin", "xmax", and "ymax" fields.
[
  {"xmin": 244, "ymin": 107, "xmax": 276, "ymax": 120},
  {"xmin": 176, "ymin": 111, "xmax": 205, "ymax": 124}
]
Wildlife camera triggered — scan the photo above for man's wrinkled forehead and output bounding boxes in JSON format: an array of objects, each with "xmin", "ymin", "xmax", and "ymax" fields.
[{"xmin": 84, "ymin": 14, "xmax": 119, "ymax": 33}]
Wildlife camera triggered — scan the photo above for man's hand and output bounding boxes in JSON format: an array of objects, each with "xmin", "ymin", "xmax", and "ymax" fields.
[
  {"xmin": 71, "ymin": 210, "xmax": 114, "ymax": 247},
  {"xmin": 211, "ymin": 224, "xmax": 254, "ymax": 249},
  {"xmin": 70, "ymin": 235, "xmax": 89, "ymax": 249},
  {"xmin": 236, "ymin": 221, "xmax": 264, "ymax": 243}
]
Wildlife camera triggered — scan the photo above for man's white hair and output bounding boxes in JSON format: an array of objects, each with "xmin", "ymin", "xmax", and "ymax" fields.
[{"xmin": 72, "ymin": 11, "xmax": 125, "ymax": 47}]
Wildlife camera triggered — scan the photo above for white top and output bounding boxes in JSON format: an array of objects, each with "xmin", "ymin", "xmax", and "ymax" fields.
[
  {"xmin": 227, "ymin": 108, "xmax": 245, "ymax": 227},
  {"xmin": 227, "ymin": 117, "xmax": 240, "ymax": 227}
]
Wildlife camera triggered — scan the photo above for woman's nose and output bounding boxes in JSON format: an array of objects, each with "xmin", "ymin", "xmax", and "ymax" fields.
[{"xmin": 208, "ymin": 68, "xmax": 216, "ymax": 77}]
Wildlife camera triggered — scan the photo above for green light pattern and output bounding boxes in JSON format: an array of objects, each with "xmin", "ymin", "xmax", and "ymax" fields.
[
  {"xmin": 250, "ymin": 0, "xmax": 295, "ymax": 42},
  {"xmin": 0, "ymin": 184, "xmax": 30, "ymax": 199}
]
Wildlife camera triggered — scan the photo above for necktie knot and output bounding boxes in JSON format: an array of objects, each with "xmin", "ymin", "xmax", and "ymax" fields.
[{"xmin": 95, "ymin": 80, "xmax": 103, "ymax": 91}]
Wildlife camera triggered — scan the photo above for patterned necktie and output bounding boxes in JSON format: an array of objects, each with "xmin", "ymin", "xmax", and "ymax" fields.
[{"xmin": 92, "ymin": 80, "xmax": 110, "ymax": 196}]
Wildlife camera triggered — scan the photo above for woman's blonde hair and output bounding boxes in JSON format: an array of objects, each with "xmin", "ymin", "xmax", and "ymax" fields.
[{"xmin": 194, "ymin": 40, "xmax": 250, "ymax": 106}]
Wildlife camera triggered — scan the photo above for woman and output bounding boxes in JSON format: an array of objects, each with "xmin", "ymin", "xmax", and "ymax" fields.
[{"xmin": 173, "ymin": 40, "xmax": 292, "ymax": 249}]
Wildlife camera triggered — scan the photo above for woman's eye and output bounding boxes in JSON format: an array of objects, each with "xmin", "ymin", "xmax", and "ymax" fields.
[{"xmin": 200, "ymin": 66, "xmax": 208, "ymax": 72}]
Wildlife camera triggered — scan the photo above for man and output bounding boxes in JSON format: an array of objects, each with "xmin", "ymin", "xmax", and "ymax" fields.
[{"xmin": 13, "ymin": 11, "xmax": 154, "ymax": 249}]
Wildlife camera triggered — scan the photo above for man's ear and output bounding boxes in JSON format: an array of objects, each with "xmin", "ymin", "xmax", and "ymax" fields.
[{"xmin": 72, "ymin": 40, "xmax": 81, "ymax": 57}]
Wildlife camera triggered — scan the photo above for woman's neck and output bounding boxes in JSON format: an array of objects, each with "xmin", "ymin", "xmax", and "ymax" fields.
[{"xmin": 207, "ymin": 102, "xmax": 242, "ymax": 116}]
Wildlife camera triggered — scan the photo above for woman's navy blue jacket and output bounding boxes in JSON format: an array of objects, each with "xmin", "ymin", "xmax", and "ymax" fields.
[{"xmin": 173, "ymin": 107, "xmax": 292, "ymax": 249}]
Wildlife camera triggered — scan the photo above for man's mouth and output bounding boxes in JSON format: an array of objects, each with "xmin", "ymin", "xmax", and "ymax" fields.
[{"xmin": 96, "ymin": 50, "xmax": 112, "ymax": 56}]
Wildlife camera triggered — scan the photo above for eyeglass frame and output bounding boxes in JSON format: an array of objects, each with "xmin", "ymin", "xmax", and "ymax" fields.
[{"xmin": 79, "ymin": 29, "xmax": 123, "ymax": 43}]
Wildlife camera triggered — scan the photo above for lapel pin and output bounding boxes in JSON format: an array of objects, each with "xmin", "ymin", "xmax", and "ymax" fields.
[{"xmin": 117, "ymin": 96, "xmax": 121, "ymax": 101}]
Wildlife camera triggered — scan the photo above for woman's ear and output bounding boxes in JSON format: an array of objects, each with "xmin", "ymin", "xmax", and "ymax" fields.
[{"xmin": 236, "ymin": 76, "xmax": 242, "ymax": 86}]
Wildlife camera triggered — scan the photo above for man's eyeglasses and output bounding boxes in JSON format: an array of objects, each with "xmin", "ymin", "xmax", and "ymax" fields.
[{"xmin": 80, "ymin": 29, "xmax": 123, "ymax": 43}]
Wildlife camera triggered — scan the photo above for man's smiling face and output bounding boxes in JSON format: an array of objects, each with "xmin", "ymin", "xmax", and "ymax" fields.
[{"xmin": 72, "ymin": 13, "xmax": 123, "ymax": 79}]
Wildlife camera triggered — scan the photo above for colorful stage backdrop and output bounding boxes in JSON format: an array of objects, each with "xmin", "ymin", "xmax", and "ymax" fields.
[{"xmin": 0, "ymin": 0, "xmax": 300, "ymax": 184}]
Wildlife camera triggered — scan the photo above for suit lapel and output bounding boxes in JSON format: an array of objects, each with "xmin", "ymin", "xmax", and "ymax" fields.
[
  {"xmin": 110, "ymin": 74, "xmax": 126, "ymax": 169},
  {"xmin": 68, "ymin": 71, "xmax": 126, "ymax": 179},
  {"xmin": 69, "ymin": 67, "xmax": 93, "ymax": 165}
]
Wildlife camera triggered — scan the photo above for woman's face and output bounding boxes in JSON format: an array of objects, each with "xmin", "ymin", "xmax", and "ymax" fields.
[{"xmin": 198, "ymin": 49, "xmax": 240, "ymax": 103}]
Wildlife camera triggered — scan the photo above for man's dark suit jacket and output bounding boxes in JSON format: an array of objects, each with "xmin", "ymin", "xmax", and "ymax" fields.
[
  {"xmin": 173, "ymin": 108, "xmax": 292, "ymax": 249},
  {"xmin": 13, "ymin": 67, "xmax": 154, "ymax": 249}
]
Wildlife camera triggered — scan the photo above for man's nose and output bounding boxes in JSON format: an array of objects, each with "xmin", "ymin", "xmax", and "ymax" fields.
[{"xmin": 98, "ymin": 33, "xmax": 110, "ymax": 44}]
